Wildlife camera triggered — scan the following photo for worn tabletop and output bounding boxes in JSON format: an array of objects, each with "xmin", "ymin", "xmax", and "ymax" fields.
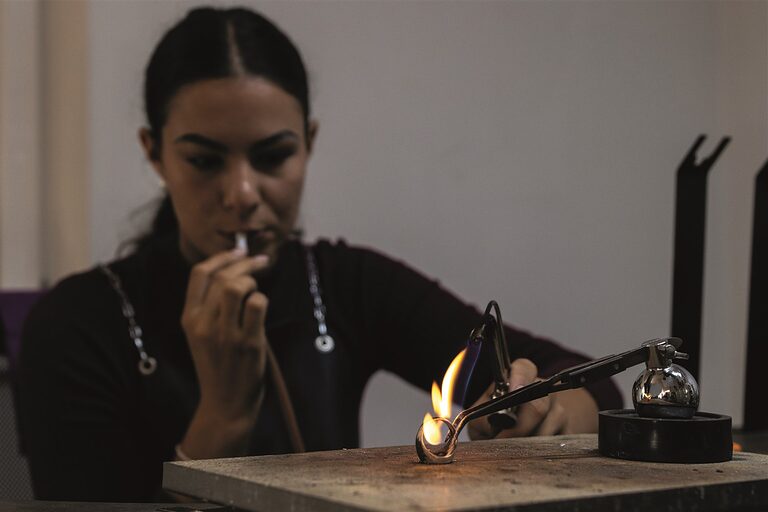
[{"xmin": 164, "ymin": 434, "xmax": 768, "ymax": 511}]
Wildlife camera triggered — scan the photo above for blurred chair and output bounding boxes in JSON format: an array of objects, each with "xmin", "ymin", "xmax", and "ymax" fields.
[{"xmin": 0, "ymin": 290, "xmax": 44, "ymax": 500}]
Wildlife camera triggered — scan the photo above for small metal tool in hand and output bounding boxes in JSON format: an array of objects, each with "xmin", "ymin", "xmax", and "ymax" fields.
[{"xmin": 478, "ymin": 301, "xmax": 518, "ymax": 433}]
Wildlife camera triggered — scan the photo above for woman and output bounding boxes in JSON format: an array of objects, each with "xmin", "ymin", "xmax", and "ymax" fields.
[{"xmin": 18, "ymin": 6, "xmax": 621, "ymax": 502}]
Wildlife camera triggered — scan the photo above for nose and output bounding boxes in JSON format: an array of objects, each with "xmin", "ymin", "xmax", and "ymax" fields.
[{"xmin": 221, "ymin": 159, "xmax": 261, "ymax": 219}]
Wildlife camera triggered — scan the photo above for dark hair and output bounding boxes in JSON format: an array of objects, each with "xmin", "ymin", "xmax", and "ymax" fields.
[{"xmin": 131, "ymin": 6, "xmax": 310, "ymax": 253}]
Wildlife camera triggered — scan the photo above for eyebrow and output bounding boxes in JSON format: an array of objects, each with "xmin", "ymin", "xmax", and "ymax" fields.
[{"xmin": 174, "ymin": 130, "xmax": 299, "ymax": 152}]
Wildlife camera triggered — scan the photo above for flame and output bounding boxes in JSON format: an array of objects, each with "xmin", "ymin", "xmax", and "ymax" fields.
[
  {"xmin": 422, "ymin": 413, "xmax": 442, "ymax": 446},
  {"xmin": 422, "ymin": 349, "xmax": 466, "ymax": 445}
]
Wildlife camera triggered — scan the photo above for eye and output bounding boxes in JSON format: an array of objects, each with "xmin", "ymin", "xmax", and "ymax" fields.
[
  {"xmin": 186, "ymin": 154, "xmax": 224, "ymax": 172},
  {"xmin": 249, "ymin": 147, "xmax": 296, "ymax": 173}
]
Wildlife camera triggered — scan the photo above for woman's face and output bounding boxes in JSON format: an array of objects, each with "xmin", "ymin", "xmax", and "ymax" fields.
[{"xmin": 142, "ymin": 76, "xmax": 315, "ymax": 264}]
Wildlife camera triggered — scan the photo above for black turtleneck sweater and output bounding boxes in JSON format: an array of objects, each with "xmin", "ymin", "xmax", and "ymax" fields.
[{"xmin": 18, "ymin": 236, "xmax": 621, "ymax": 501}]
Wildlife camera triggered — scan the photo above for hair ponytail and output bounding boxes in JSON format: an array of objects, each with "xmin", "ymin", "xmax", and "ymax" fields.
[{"xmin": 121, "ymin": 194, "xmax": 177, "ymax": 255}]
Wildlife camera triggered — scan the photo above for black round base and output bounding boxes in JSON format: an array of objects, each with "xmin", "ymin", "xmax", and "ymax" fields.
[{"xmin": 599, "ymin": 409, "xmax": 732, "ymax": 463}]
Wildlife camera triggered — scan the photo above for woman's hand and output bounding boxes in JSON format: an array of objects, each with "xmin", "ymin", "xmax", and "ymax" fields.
[
  {"xmin": 177, "ymin": 247, "xmax": 271, "ymax": 459},
  {"xmin": 467, "ymin": 358, "xmax": 598, "ymax": 440}
]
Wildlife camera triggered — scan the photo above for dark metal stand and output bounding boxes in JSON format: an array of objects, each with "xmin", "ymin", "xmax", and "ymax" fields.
[
  {"xmin": 743, "ymin": 158, "xmax": 768, "ymax": 431},
  {"xmin": 671, "ymin": 135, "xmax": 730, "ymax": 382}
]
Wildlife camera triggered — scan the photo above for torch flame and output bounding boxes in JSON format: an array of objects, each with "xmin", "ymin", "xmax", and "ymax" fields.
[
  {"xmin": 422, "ymin": 349, "xmax": 466, "ymax": 445},
  {"xmin": 422, "ymin": 413, "xmax": 442, "ymax": 446}
]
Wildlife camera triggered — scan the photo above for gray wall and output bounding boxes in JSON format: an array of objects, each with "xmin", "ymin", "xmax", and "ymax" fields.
[{"xmin": 83, "ymin": 0, "xmax": 767, "ymax": 447}]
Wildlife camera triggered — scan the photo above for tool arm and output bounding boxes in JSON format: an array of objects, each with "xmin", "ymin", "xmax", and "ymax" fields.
[{"xmin": 453, "ymin": 345, "xmax": 650, "ymax": 431}]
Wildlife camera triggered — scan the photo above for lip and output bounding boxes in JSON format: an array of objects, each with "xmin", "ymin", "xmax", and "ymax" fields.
[
  {"xmin": 217, "ymin": 228, "xmax": 274, "ymax": 253},
  {"xmin": 217, "ymin": 229, "xmax": 266, "ymax": 242}
]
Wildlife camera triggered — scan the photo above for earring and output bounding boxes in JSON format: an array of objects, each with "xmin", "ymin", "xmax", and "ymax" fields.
[{"xmin": 141, "ymin": 160, "xmax": 166, "ymax": 191}]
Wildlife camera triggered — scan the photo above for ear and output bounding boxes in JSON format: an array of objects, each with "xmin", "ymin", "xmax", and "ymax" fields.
[
  {"xmin": 139, "ymin": 127, "xmax": 165, "ymax": 178},
  {"xmin": 306, "ymin": 120, "xmax": 319, "ymax": 155}
]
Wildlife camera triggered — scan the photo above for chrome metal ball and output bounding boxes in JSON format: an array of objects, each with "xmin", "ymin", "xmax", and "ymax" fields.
[{"xmin": 632, "ymin": 363, "xmax": 699, "ymax": 419}]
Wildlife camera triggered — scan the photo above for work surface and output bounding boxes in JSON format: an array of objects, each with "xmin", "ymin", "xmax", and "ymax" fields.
[{"xmin": 164, "ymin": 434, "xmax": 768, "ymax": 512}]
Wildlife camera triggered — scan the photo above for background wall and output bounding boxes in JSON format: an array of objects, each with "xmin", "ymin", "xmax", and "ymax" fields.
[{"xmin": 2, "ymin": 0, "xmax": 766, "ymax": 449}]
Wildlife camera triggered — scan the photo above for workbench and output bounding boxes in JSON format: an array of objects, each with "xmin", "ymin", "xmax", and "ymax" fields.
[{"xmin": 163, "ymin": 434, "xmax": 768, "ymax": 511}]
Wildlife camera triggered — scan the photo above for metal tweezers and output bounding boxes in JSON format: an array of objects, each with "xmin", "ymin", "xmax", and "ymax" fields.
[{"xmin": 417, "ymin": 337, "xmax": 684, "ymax": 463}]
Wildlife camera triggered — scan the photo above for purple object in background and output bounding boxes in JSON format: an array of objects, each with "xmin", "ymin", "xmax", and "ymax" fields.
[{"xmin": 0, "ymin": 290, "xmax": 45, "ymax": 374}]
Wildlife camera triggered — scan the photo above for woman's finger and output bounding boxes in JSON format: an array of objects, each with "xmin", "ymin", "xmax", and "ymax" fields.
[
  {"xmin": 535, "ymin": 400, "xmax": 567, "ymax": 436},
  {"xmin": 497, "ymin": 394, "xmax": 552, "ymax": 438},
  {"xmin": 200, "ymin": 254, "xmax": 269, "ymax": 311},
  {"xmin": 186, "ymin": 248, "xmax": 248, "ymax": 307},
  {"xmin": 217, "ymin": 275, "xmax": 258, "ymax": 343},
  {"xmin": 212, "ymin": 254, "xmax": 270, "ymax": 283},
  {"xmin": 508, "ymin": 358, "xmax": 538, "ymax": 391},
  {"xmin": 467, "ymin": 358, "xmax": 539, "ymax": 440},
  {"xmin": 241, "ymin": 292, "xmax": 269, "ymax": 347}
]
